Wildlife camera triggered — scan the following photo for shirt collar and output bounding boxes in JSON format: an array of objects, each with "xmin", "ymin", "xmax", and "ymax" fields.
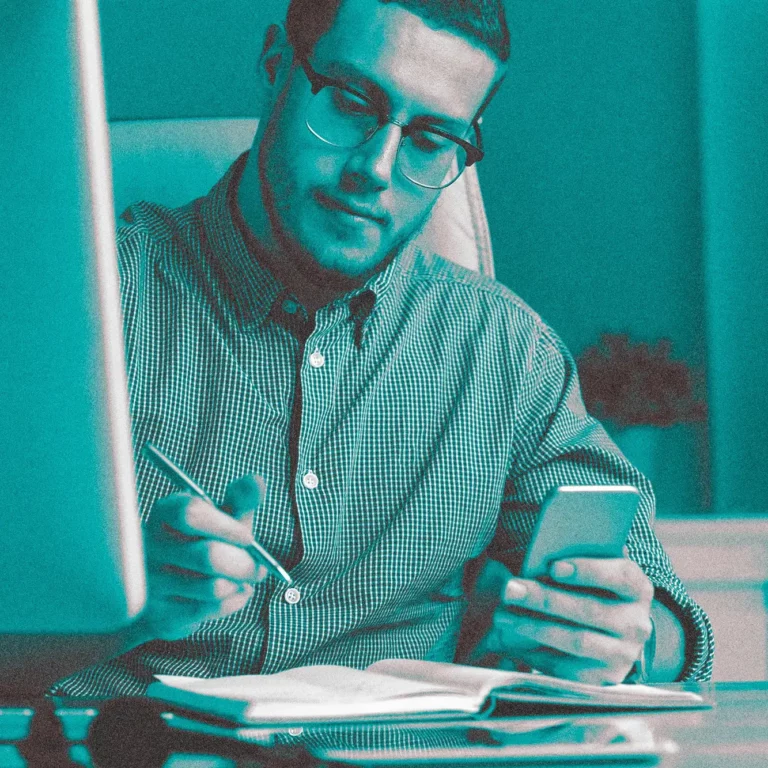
[{"xmin": 199, "ymin": 153, "xmax": 415, "ymax": 338}]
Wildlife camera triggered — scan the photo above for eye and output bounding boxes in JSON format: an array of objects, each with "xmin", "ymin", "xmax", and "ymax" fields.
[
  {"xmin": 330, "ymin": 86, "xmax": 376, "ymax": 117},
  {"xmin": 410, "ymin": 129, "xmax": 453, "ymax": 155}
]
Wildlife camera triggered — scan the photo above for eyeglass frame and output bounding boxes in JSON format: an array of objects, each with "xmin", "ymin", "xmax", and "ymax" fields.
[{"xmin": 293, "ymin": 53, "xmax": 485, "ymax": 189}]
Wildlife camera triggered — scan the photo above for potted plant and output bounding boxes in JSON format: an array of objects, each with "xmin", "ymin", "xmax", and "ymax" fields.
[{"xmin": 576, "ymin": 333, "xmax": 708, "ymax": 512}]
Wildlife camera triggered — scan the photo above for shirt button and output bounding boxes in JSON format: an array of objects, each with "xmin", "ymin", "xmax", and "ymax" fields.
[
  {"xmin": 302, "ymin": 471, "xmax": 319, "ymax": 489},
  {"xmin": 309, "ymin": 350, "xmax": 325, "ymax": 368},
  {"xmin": 282, "ymin": 299, "xmax": 299, "ymax": 315},
  {"xmin": 284, "ymin": 588, "xmax": 301, "ymax": 605}
]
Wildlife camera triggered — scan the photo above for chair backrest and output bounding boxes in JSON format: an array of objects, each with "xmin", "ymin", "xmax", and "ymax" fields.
[{"xmin": 109, "ymin": 118, "xmax": 495, "ymax": 277}]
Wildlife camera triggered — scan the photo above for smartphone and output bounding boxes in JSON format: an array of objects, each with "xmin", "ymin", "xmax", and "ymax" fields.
[{"xmin": 521, "ymin": 485, "xmax": 641, "ymax": 580}]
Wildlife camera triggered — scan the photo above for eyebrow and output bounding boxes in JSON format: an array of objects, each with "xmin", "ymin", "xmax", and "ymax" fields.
[{"xmin": 320, "ymin": 59, "xmax": 471, "ymax": 135}]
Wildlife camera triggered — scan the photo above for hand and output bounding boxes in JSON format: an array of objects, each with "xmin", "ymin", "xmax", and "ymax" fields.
[
  {"xmin": 479, "ymin": 557, "xmax": 654, "ymax": 684},
  {"xmin": 140, "ymin": 474, "xmax": 269, "ymax": 642}
]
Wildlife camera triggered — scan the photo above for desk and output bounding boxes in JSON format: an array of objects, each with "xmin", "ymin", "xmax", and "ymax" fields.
[{"xmin": 0, "ymin": 683, "xmax": 765, "ymax": 767}]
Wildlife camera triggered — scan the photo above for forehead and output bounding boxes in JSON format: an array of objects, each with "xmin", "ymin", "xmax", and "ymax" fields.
[{"xmin": 310, "ymin": 0, "xmax": 501, "ymax": 123}]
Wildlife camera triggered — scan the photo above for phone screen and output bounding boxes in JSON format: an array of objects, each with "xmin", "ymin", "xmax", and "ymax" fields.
[{"xmin": 521, "ymin": 485, "xmax": 641, "ymax": 580}]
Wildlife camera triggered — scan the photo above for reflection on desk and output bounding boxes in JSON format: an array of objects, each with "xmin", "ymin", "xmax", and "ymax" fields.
[{"xmin": 0, "ymin": 683, "xmax": 765, "ymax": 767}]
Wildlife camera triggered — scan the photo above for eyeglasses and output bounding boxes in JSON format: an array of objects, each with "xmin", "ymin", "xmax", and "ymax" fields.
[{"xmin": 296, "ymin": 55, "xmax": 484, "ymax": 190}]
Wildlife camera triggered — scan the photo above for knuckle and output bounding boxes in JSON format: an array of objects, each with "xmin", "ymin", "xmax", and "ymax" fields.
[
  {"xmin": 536, "ymin": 588, "xmax": 553, "ymax": 614},
  {"xmin": 607, "ymin": 639, "xmax": 634, "ymax": 666},
  {"xmin": 574, "ymin": 631, "xmax": 603, "ymax": 660},
  {"xmin": 605, "ymin": 666, "xmax": 628, "ymax": 685},
  {"xmin": 641, "ymin": 580, "xmax": 655, "ymax": 604},
  {"xmin": 572, "ymin": 632, "xmax": 589, "ymax": 657},
  {"xmin": 611, "ymin": 611, "xmax": 634, "ymax": 639},
  {"xmin": 580, "ymin": 601, "xmax": 599, "ymax": 628},
  {"xmin": 623, "ymin": 645, "xmax": 641, "ymax": 668},
  {"xmin": 637, "ymin": 617, "xmax": 654, "ymax": 644},
  {"xmin": 184, "ymin": 541, "xmax": 214, "ymax": 575}
]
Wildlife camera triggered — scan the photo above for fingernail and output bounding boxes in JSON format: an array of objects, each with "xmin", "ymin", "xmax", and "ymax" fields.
[
  {"xmin": 551, "ymin": 561, "xmax": 575, "ymax": 579},
  {"xmin": 504, "ymin": 580, "xmax": 528, "ymax": 601},
  {"xmin": 255, "ymin": 565, "xmax": 268, "ymax": 582}
]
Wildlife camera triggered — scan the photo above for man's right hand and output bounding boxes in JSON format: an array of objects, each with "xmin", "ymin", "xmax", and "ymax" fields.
[{"xmin": 137, "ymin": 474, "xmax": 269, "ymax": 643}]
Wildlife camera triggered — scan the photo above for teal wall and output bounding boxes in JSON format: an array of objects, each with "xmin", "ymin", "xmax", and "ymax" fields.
[
  {"xmin": 481, "ymin": 1, "xmax": 706, "ymax": 369},
  {"xmin": 100, "ymin": 0, "xmax": 279, "ymax": 119},
  {"xmin": 698, "ymin": 2, "xmax": 768, "ymax": 513},
  {"xmin": 99, "ymin": 0, "xmax": 727, "ymax": 511}
]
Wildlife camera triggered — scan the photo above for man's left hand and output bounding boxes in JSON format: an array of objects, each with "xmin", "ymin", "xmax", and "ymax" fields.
[{"xmin": 480, "ymin": 557, "xmax": 654, "ymax": 684}]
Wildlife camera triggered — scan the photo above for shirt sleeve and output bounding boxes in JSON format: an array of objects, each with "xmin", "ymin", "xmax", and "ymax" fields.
[{"xmin": 488, "ymin": 315, "xmax": 714, "ymax": 682}]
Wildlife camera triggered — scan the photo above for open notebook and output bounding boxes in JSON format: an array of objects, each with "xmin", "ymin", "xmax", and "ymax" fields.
[{"xmin": 148, "ymin": 659, "xmax": 706, "ymax": 725}]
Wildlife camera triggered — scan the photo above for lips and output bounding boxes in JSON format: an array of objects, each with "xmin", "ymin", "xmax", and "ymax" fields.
[{"xmin": 315, "ymin": 191, "xmax": 388, "ymax": 226}]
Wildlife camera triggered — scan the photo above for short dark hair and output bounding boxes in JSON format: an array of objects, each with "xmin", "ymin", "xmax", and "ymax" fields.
[{"xmin": 286, "ymin": 0, "xmax": 510, "ymax": 64}]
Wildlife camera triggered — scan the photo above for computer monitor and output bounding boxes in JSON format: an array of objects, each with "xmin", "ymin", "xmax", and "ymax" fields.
[{"xmin": 0, "ymin": 0, "xmax": 146, "ymax": 695}]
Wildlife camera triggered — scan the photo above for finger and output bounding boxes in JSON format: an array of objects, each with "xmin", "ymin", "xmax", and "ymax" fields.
[
  {"xmin": 498, "ymin": 612, "xmax": 638, "ymax": 672},
  {"xmin": 468, "ymin": 623, "xmax": 539, "ymax": 671},
  {"xmin": 150, "ymin": 569, "xmax": 244, "ymax": 603},
  {"xmin": 150, "ymin": 494, "xmax": 254, "ymax": 548},
  {"xmin": 521, "ymin": 648, "xmax": 627, "ymax": 685},
  {"xmin": 501, "ymin": 578, "xmax": 648, "ymax": 639},
  {"xmin": 548, "ymin": 558, "xmax": 655, "ymax": 603},
  {"xmin": 163, "ymin": 585, "xmax": 254, "ymax": 627},
  {"xmin": 218, "ymin": 586, "xmax": 255, "ymax": 616},
  {"xmin": 485, "ymin": 616, "xmax": 541, "ymax": 657},
  {"xmin": 150, "ymin": 597, "xmax": 212, "ymax": 640},
  {"xmin": 222, "ymin": 474, "xmax": 265, "ymax": 524},
  {"xmin": 147, "ymin": 538, "xmax": 260, "ymax": 582}
]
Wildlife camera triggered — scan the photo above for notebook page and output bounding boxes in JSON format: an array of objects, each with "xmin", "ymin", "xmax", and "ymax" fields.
[
  {"xmin": 367, "ymin": 660, "xmax": 524, "ymax": 699},
  {"xmin": 156, "ymin": 664, "xmax": 469, "ymax": 704}
]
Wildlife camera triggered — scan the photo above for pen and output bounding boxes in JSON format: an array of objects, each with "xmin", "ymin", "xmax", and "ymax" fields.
[{"xmin": 142, "ymin": 441, "xmax": 293, "ymax": 585}]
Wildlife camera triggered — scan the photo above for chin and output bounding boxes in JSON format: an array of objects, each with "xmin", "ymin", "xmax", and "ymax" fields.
[
  {"xmin": 295, "ymin": 230, "xmax": 388, "ymax": 277},
  {"xmin": 315, "ymin": 248, "xmax": 385, "ymax": 278}
]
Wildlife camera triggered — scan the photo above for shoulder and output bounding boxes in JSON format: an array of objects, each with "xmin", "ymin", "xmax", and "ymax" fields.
[
  {"xmin": 404, "ymin": 247, "xmax": 561, "ymax": 353},
  {"xmin": 115, "ymin": 198, "xmax": 202, "ymax": 278},
  {"xmin": 115, "ymin": 198, "xmax": 201, "ymax": 246}
]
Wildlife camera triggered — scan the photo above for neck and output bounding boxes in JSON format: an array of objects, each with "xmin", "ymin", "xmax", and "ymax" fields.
[{"xmin": 236, "ymin": 150, "xmax": 366, "ymax": 314}]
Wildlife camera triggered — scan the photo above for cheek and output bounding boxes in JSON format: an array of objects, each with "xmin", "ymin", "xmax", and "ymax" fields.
[
  {"xmin": 267, "ymin": 133, "xmax": 343, "ymax": 201},
  {"xmin": 390, "ymin": 190, "xmax": 439, "ymax": 237}
]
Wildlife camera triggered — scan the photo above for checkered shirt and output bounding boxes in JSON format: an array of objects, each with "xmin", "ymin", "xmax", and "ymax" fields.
[{"xmin": 54, "ymin": 156, "xmax": 713, "ymax": 696}]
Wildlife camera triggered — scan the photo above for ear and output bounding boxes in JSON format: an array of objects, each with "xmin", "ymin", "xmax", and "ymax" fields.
[{"xmin": 259, "ymin": 23, "xmax": 293, "ymax": 91}]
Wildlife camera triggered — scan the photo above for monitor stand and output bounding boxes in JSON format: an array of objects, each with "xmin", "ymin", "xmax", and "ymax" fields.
[{"xmin": 0, "ymin": 633, "xmax": 130, "ymax": 767}]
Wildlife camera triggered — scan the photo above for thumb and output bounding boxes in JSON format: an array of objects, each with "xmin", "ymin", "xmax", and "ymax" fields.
[{"xmin": 222, "ymin": 474, "xmax": 265, "ymax": 531}]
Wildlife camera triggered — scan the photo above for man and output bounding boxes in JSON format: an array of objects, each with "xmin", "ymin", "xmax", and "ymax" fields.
[{"xmin": 56, "ymin": 0, "xmax": 712, "ymax": 696}]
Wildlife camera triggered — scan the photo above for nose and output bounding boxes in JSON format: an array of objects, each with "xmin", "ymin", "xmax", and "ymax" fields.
[{"xmin": 344, "ymin": 122, "xmax": 402, "ymax": 189}]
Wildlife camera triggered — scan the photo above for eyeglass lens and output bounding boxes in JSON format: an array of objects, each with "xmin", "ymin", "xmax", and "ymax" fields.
[{"xmin": 306, "ymin": 84, "xmax": 468, "ymax": 189}]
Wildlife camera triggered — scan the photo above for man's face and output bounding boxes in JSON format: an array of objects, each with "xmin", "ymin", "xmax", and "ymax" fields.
[{"xmin": 256, "ymin": 0, "xmax": 502, "ymax": 279}]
